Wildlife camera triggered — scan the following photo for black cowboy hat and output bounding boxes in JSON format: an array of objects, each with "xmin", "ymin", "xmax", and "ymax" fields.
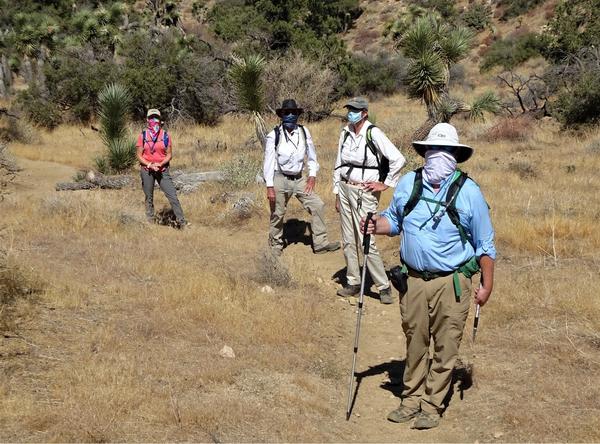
[{"xmin": 276, "ymin": 99, "xmax": 304, "ymax": 117}]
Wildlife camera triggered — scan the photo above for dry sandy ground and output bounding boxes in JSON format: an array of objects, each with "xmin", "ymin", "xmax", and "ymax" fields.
[{"xmin": 2, "ymin": 154, "xmax": 574, "ymax": 443}]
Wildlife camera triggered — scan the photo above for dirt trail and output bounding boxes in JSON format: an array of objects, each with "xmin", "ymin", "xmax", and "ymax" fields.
[
  {"xmin": 9, "ymin": 157, "xmax": 77, "ymax": 198},
  {"xmin": 4, "ymin": 156, "xmax": 488, "ymax": 442}
]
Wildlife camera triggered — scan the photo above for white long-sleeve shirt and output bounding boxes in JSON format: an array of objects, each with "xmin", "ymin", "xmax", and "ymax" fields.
[
  {"xmin": 333, "ymin": 120, "xmax": 406, "ymax": 194},
  {"xmin": 263, "ymin": 125, "xmax": 320, "ymax": 187}
]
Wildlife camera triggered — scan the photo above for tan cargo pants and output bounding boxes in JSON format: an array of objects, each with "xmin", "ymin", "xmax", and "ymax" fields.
[
  {"xmin": 338, "ymin": 181, "xmax": 389, "ymax": 290},
  {"xmin": 269, "ymin": 173, "xmax": 329, "ymax": 251},
  {"xmin": 400, "ymin": 272, "xmax": 471, "ymax": 415}
]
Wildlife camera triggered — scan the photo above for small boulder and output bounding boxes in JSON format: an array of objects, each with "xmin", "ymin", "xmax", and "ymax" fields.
[{"xmin": 219, "ymin": 345, "xmax": 235, "ymax": 359}]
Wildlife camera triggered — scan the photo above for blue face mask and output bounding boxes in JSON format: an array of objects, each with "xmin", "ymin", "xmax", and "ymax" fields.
[
  {"xmin": 282, "ymin": 113, "xmax": 299, "ymax": 130},
  {"xmin": 347, "ymin": 110, "xmax": 363, "ymax": 124}
]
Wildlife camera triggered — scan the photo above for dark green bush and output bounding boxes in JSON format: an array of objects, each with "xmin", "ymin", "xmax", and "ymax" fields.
[
  {"xmin": 553, "ymin": 70, "xmax": 600, "ymax": 126},
  {"xmin": 412, "ymin": 0, "xmax": 457, "ymax": 19},
  {"xmin": 337, "ymin": 53, "xmax": 407, "ymax": 98},
  {"xmin": 17, "ymin": 84, "xmax": 62, "ymax": 129},
  {"xmin": 462, "ymin": 3, "xmax": 493, "ymax": 30},
  {"xmin": 542, "ymin": 0, "xmax": 600, "ymax": 63},
  {"xmin": 480, "ymin": 32, "xmax": 546, "ymax": 72},
  {"xmin": 498, "ymin": 0, "xmax": 545, "ymax": 20},
  {"xmin": 44, "ymin": 47, "xmax": 120, "ymax": 122}
]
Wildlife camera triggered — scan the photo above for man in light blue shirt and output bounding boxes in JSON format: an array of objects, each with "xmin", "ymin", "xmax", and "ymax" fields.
[{"xmin": 362, "ymin": 123, "xmax": 496, "ymax": 430}]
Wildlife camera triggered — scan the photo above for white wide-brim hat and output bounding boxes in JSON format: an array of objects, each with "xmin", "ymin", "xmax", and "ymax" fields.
[{"xmin": 412, "ymin": 122, "xmax": 474, "ymax": 163}]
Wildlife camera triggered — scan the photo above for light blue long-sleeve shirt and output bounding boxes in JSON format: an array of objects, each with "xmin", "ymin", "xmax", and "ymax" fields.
[{"xmin": 380, "ymin": 170, "xmax": 496, "ymax": 273}]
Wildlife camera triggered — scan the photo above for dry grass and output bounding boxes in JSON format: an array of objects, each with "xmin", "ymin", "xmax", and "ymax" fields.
[{"xmin": 1, "ymin": 92, "xmax": 599, "ymax": 442}]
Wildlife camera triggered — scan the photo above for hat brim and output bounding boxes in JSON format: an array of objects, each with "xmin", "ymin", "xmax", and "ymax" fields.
[
  {"xmin": 412, "ymin": 141, "xmax": 474, "ymax": 163},
  {"xmin": 276, "ymin": 107, "xmax": 303, "ymax": 117}
]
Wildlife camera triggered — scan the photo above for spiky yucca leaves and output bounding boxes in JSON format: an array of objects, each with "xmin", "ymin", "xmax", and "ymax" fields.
[
  {"xmin": 398, "ymin": 15, "xmax": 499, "ymax": 139},
  {"xmin": 229, "ymin": 55, "xmax": 267, "ymax": 145},
  {"xmin": 97, "ymin": 83, "xmax": 135, "ymax": 173},
  {"xmin": 468, "ymin": 91, "xmax": 502, "ymax": 121},
  {"xmin": 98, "ymin": 83, "xmax": 132, "ymax": 145},
  {"xmin": 399, "ymin": 16, "xmax": 474, "ymax": 119}
]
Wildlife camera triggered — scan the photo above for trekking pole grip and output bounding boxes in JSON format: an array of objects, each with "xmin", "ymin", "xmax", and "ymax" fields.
[{"xmin": 363, "ymin": 212, "xmax": 374, "ymax": 255}]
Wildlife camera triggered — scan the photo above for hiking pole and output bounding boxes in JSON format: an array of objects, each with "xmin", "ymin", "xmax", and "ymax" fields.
[
  {"xmin": 345, "ymin": 211, "xmax": 374, "ymax": 421},
  {"xmin": 472, "ymin": 277, "xmax": 483, "ymax": 342},
  {"xmin": 472, "ymin": 304, "xmax": 481, "ymax": 342}
]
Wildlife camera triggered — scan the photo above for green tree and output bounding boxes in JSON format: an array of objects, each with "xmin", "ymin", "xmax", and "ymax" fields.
[{"xmin": 397, "ymin": 15, "xmax": 500, "ymax": 139}]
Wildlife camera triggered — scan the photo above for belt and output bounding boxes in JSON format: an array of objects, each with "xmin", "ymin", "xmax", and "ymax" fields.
[
  {"xmin": 340, "ymin": 176, "xmax": 363, "ymax": 186},
  {"xmin": 401, "ymin": 257, "xmax": 480, "ymax": 302},
  {"xmin": 279, "ymin": 172, "xmax": 302, "ymax": 180}
]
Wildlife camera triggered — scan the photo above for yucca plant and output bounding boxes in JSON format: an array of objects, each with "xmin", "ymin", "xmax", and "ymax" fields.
[
  {"xmin": 95, "ymin": 83, "xmax": 135, "ymax": 173},
  {"xmin": 398, "ymin": 15, "xmax": 500, "ymax": 139},
  {"xmin": 228, "ymin": 54, "xmax": 267, "ymax": 145}
]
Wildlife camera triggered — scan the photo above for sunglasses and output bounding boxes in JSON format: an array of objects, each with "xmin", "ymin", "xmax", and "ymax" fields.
[
  {"xmin": 283, "ymin": 110, "xmax": 301, "ymax": 116},
  {"xmin": 428, "ymin": 145, "xmax": 457, "ymax": 154}
]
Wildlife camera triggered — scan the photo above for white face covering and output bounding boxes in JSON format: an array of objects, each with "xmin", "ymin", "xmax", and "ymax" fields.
[{"xmin": 423, "ymin": 150, "xmax": 457, "ymax": 185}]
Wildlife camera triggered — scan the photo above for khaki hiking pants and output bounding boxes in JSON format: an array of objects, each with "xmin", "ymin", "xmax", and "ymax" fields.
[
  {"xmin": 269, "ymin": 173, "xmax": 329, "ymax": 251},
  {"xmin": 400, "ymin": 272, "xmax": 472, "ymax": 415},
  {"xmin": 338, "ymin": 181, "xmax": 389, "ymax": 290}
]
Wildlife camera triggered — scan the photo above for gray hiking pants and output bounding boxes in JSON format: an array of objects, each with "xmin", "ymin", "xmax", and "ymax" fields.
[{"xmin": 140, "ymin": 168, "xmax": 185, "ymax": 223}]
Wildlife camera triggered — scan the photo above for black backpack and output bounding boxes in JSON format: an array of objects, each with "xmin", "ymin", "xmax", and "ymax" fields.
[
  {"xmin": 336, "ymin": 125, "xmax": 389, "ymax": 182},
  {"xmin": 403, "ymin": 168, "xmax": 470, "ymax": 245},
  {"xmin": 273, "ymin": 124, "xmax": 308, "ymax": 151}
]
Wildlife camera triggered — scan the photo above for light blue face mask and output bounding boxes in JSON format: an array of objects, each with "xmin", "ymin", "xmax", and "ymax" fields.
[{"xmin": 347, "ymin": 110, "xmax": 363, "ymax": 124}]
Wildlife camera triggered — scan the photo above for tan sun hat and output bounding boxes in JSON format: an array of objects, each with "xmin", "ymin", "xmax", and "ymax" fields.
[
  {"xmin": 412, "ymin": 123, "xmax": 474, "ymax": 163},
  {"xmin": 147, "ymin": 108, "xmax": 161, "ymax": 118}
]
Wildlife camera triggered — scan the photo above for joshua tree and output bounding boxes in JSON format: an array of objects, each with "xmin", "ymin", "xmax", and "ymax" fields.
[
  {"xmin": 96, "ymin": 83, "xmax": 136, "ymax": 173},
  {"xmin": 398, "ymin": 15, "xmax": 500, "ymax": 140},
  {"xmin": 228, "ymin": 54, "xmax": 268, "ymax": 145}
]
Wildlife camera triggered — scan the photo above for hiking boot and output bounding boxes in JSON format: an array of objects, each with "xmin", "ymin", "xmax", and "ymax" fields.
[
  {"xmin": 336, "ymin": 284, "xmax": 361, "ymax": 298},
  {"xmin": 387, "ymin": 405, "xmax": 420, "ymax": 423},
  {"xmin": 314, "ymin": 241, "xmax": 341, "ymax": 254},
  {"xmin": 411, "ymin": 411, "xmax": 440, "ymax": 430},
  {"xmin": 176, "ymin": 220, "xmax": 190, "ymax": 230},
  {"xmin": 379, "ymin": 287, "xmax": 393, "ymax": 304}
]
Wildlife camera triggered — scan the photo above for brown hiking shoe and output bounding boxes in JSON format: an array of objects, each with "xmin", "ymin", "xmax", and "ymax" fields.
[
  {"xmin": 314, "ymin": 241, "xmax": 341, "ymax": 254},
  {"xmin": 379, "ymin": 287, "xmax": 393, "ymax": 304},
  {"xmin": 387, "ymin": 405, "xmax": 420, "ymax": 423},
  {"xmin": 336, "ymin": 284, "xmax": 360, "ymax": 297},
  {"xmin": 411, "ymin": 411, "xmax": 440, "ymax": 430}
]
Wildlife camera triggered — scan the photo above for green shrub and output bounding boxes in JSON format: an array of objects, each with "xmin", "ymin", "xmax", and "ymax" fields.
[
  {"xmin": 480, "ymin": 32, "xmax": 546, "ymax": 72},
  {"xmin": 220, "ymin": 154, "xmax": 261, "ymax": 189},
  {"xmin": 462, "ymin": 3, "xmax": 493, "ymax": 30},
  {"xmin": 106, "ymin": 138, "xmax": 136, "ymax": 172},
  {"xmin": 498, "ymin": 0, "xmax": 545, "ymax": 20},
  {"xmin": 553, "ymin": 70, "xmax": 600, "ymax": 126},
  {"xmin": 542, "ymin": 0, "xmax": 600, "ymax": 63},
  {"xmin": 17, "ymin": 84, "xmax": 62, "ymax": 129},
  {"xmin": 413, "ymin": 0, "xmax": 457, "ymax": 18},
  {"xmin": 337, "ymin": 53, "xmax": 407, "ymax": 98}
]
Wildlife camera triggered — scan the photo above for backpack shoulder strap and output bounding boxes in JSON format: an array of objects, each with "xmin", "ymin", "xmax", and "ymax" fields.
[
  {"xmin": 273, "ymin": 126, "xmax": 281, "ymax": 150},
  {"xmin": 341, "ymin": 129, "xmax": 351, "ymax": 151},
  {"xmin": 298, "ymin": 124, "xmax": 308, "ymax": 149},
  {"xmin": 445, "ymin": 170, "xmax": 470, "ymax": 244},
  {"xmin": 365, "ymin": 125, "xmax": 378, "ymax": 157},
  {"xmin": 402, "ymin": 168, "xmax": 423, "ymax": 218},
  {"xmin": 163, "ymin": 130, "xmax": 169, "ymax": 147}
]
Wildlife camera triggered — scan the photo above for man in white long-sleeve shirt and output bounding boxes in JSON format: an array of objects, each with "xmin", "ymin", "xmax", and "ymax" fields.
[
  {"xmin": 333, "ymin": 97, "xmax": 406, "ymax": 303},
  {"xmin": 264, "ymin": 99, "xmax": 340, "ymax": 256}
]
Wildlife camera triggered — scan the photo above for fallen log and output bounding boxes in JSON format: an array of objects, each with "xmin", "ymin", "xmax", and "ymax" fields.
[{"xmin": 56, "ymin": 169, "xmax": 224, "ymax": 192}]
